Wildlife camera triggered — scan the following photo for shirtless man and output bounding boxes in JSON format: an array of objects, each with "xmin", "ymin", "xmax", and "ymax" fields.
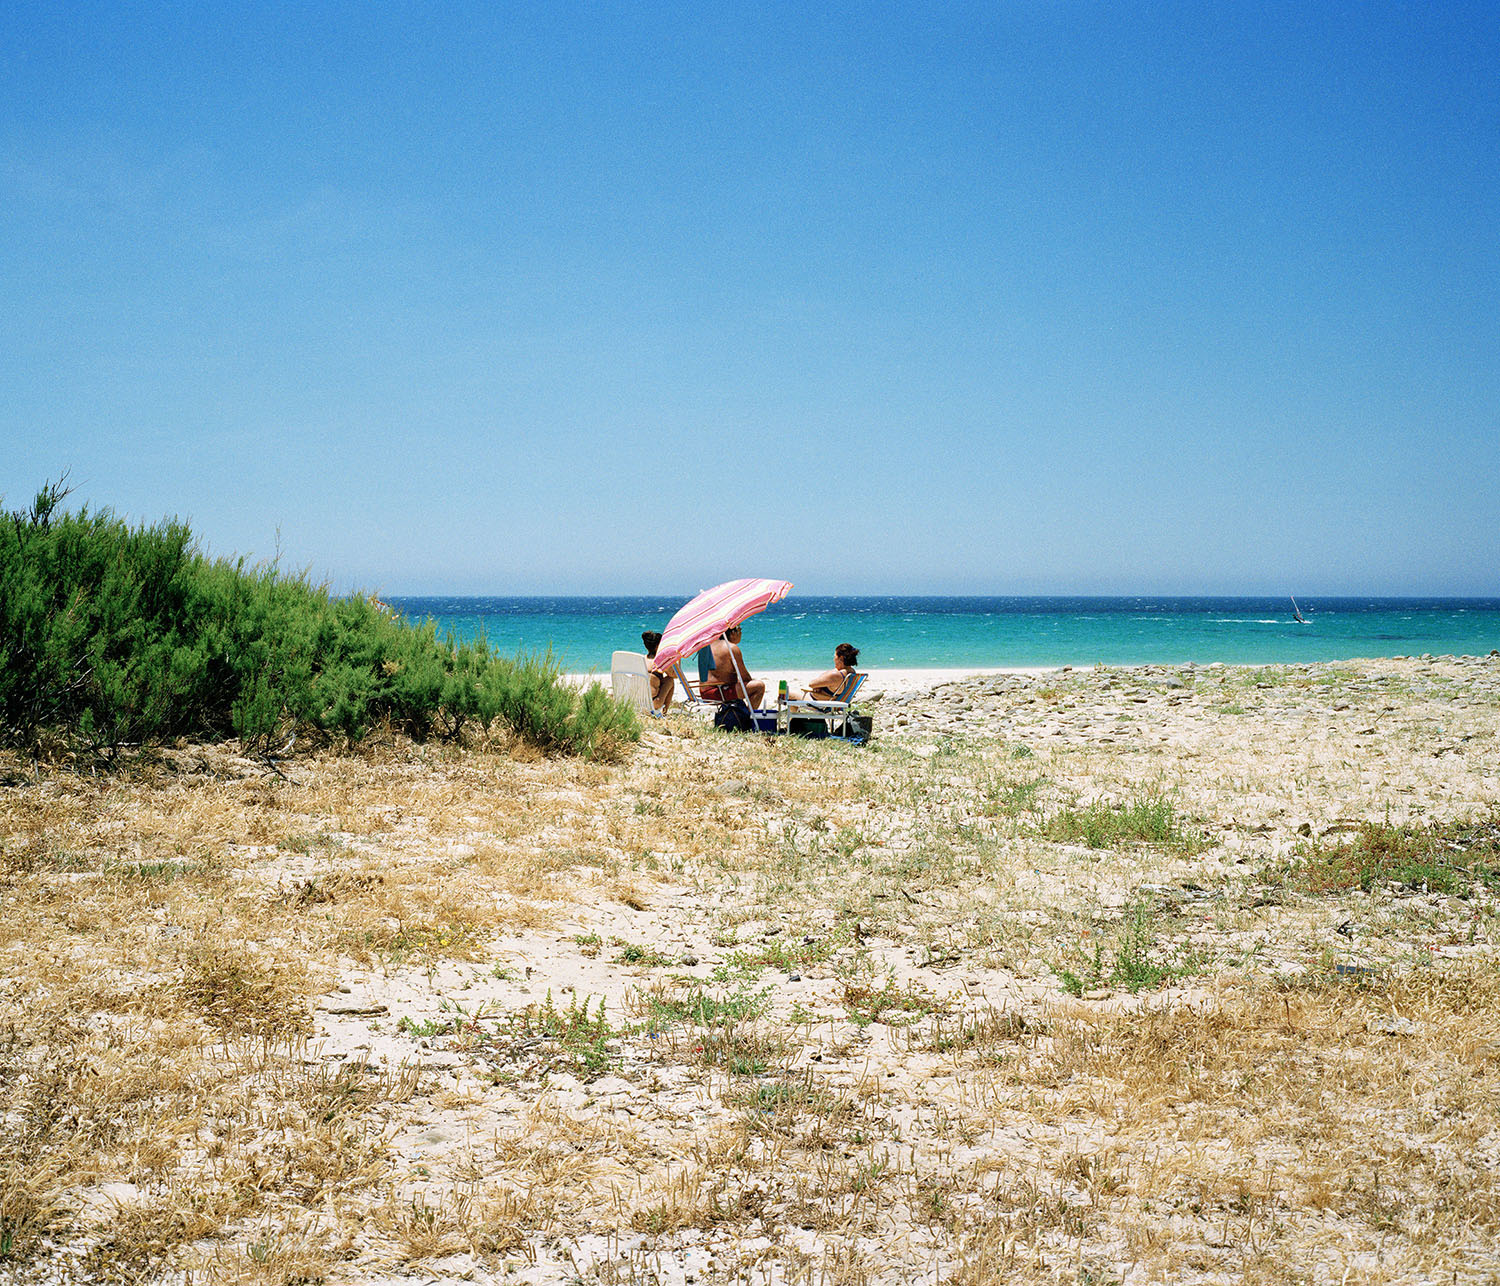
[{"xmin": 703, "ymin": 625, "xmax": 766, "ymax": 708}]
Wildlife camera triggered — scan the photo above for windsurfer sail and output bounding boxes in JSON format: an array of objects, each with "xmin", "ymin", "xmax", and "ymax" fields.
[{"xmin": 1290, "ymin": 595, "xmax": 1308, "ymax": 625}]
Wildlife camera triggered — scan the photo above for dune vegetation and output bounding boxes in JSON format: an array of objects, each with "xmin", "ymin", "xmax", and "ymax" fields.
[
  {"xmin": 0, "ymin": 481, "xmax": 637, "ymax": 762},
  {"xmin": 1, "ymin": 648, "xmax": 1497, "ymax": 1283}
]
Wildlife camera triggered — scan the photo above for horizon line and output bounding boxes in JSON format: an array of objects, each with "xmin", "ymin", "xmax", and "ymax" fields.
[{"xmin": 379, "ymin": 591, "xmax": 1500, "ymax": 602}]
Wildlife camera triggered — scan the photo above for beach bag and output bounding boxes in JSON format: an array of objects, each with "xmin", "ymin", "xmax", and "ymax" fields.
[{"xmin": 713, "ymin": 700, "xmax": 755, "ymax": 733}]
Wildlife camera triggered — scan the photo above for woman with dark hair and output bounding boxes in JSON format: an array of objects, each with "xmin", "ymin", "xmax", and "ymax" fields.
[
  {"xmin": 803, "ymin": 643, "xmax": 859, "ymax": 700},
  {"xmin": 641, "ymin": 630, "xmax": 674, "ymax": 714}
]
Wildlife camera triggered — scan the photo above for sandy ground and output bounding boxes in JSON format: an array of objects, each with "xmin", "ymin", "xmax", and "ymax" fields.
[{"xmin": 4, "ymin": 654, "xmax": 1500, "ymax": 1285}]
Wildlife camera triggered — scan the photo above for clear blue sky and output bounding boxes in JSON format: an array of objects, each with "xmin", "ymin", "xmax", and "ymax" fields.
[{"xmin": 3, "ymin": 2, "xmax": 1496, "ymax": 596}]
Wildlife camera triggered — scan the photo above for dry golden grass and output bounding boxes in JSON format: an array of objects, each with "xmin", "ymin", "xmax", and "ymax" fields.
[{"xmin": 2, "ymin": 658, "xmax": 1498, "ymax": 1283}]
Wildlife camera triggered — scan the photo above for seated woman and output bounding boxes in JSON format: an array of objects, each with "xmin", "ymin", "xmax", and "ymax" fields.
[
  {"xmin": 803, "ymin": 643, "xmax": 859, "ymax": 700},
  {"xmin": 641, "ymin": 631, "xmax": 674, "ymax": 714}
]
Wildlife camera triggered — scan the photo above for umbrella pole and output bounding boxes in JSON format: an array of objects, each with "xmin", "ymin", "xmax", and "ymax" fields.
[{"xmin": 731, "ymin": 650, "xmax": 760, "ymax": 712}]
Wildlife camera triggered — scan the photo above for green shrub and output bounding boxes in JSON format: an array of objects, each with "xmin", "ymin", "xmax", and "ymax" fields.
[
  {"xmin": 0, "ymin": 481, "xmax": 638, "ymax": 759},
  {"xmin": 1276, "ymin": 814, "xmax": 1500, "ymax": 897}
]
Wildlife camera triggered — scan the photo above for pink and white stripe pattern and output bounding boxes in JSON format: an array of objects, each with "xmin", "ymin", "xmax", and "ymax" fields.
[{"xmin": 650, "ymin": 578, "xmax": 792, "ymax": 672}]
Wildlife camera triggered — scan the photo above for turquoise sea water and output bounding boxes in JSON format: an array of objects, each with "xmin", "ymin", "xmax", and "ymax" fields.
[{"xmin": 385, "ymin": 596, "xmax": 1500, "ymax": 673}]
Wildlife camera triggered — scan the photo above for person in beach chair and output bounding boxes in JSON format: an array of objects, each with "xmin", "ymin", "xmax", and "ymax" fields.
[
  {"xmin": 640, "ymin": 631, "xmax": 675, "ymax": 715},
  {"xmin": 702, "ymin": 625, "xmax": 766, "ymax": 709},
  {"xmin": 802, "ymin": 643, "xmax": 860, "ymax": 700},
  {"xmin": 786, "ymin": 643, "xmax": 866, "ymax": 738}
]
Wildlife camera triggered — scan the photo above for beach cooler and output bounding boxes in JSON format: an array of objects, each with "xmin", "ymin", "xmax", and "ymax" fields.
[
  {"xmin": 786, "ymin": 713, "xmax": 827, "ymax": 739},
  {"xmin": 787, "ymin": 713, "xmax": 872, "ymax": 742}
]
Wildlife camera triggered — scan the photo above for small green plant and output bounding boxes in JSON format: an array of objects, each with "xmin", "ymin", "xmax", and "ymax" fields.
[
  {"xmin": 615, "ymin": 942, "xmax": 675, "ymax": 967},
  {"xmin": 635, "ymin": 978, "xmax": 781, "ymax": 1075},
  {"xmin": 638, "ymin": 982, "xmax": 770, "ymax": 1029},
  {"xmin": 529, "ymin": 992, "xmax": 614, "ymax": 1068},
  {"xmin": 103, "ymin": 858, "xmax": 203, "ymax": 882},
  {"xmin": 395, "ymin": 997, "xmax": 500, "ymax": 1040},
  {"xmin": 838, "ymin": 972, "xmax": 947, "ymax": 1027},
  {"xmin": 1111, "ymin": 903, "xmax": 1177, "ymax": 991},
  {"xmin": 715, "ymin": 929, "xmax": 844, "ymax": 978},
  {"xmin": 699, "ymin": 1024, "xmax": 785, "ymax": 1076},
  {"xmin": 1039, "ymin": 793, "xmax": 1203, "ymax": 853},
  {"xmin": 1055, "ymin": 953, "xmax": 1101, "ymax": 998},
  {"xmin": 1275, "ymin": 813, "xmax": 1500, "ymax": 897},
  {"xmin": 980, "ymin": 770, "xmax": 1046, "ymax": 817},
  {"xmin": 1053, "ymin": 902, "xmax": 1202, "ymax": 995},
  {"xmin": 923, "ymin": 1008, "xmax": 1041, "ymax": 1058},
  {"xmin": 397, "ymin": 1014, "xmax": 459, "ymax": 1038},
  {"xmin": 851, "ymin": 1155, "xmax": 890, "ymax": 1192},
  {"xmin": 476, "ymin": 991, "xmax": 617, "ymax": 1078}
]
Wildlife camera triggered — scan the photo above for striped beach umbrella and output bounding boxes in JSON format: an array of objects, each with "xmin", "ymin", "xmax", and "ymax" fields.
[{"xmin": 650, "ymin": 578, "xmax": 792, "ymax": 672}]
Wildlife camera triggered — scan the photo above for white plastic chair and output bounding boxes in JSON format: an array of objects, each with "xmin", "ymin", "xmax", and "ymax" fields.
[{"xmin": 610, "ymin": 651, "xmax": 655, "ymax": 715}]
